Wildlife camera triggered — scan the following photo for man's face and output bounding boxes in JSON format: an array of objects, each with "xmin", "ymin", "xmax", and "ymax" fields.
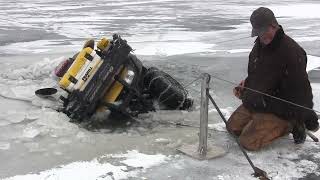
[{"xmin": 258, "ymin": 26, "xmax": 275, "ymax": 45}]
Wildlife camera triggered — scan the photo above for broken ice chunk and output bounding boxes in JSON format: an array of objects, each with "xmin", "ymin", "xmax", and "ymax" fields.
[{"xmin": 22, "ymin": 127, "xmax": 40, "ymax": 138}]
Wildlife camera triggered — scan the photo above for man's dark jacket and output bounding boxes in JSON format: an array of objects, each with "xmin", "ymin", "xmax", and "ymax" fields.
[{"xmin": 242, "ymin": 26, "xmax": 318, "ymax": 130}]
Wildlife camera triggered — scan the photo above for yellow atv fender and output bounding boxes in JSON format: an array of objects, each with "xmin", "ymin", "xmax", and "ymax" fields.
[
  {"xmin": 59, "ymin": 47, "xmax": 101, "ymax": 92},
  {"xmin": 59, "ymin": 46, "xmax": 126, "ymax": 106}
]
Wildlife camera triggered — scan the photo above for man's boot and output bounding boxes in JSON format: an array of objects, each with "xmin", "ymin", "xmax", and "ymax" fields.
[{"xmin": 292, "ymin": 121, "xmax": 306, "ymax": 144}]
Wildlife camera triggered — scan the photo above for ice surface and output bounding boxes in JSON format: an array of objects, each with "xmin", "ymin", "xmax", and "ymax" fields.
[
  {"xmin": 297, "ymin": 160, "xmax": 319, "ymax": 175},
  {"xmin": 1, "ymin": 0, "xmax": 320, "ymax": 179},
  {"xmin": 110, "ymin": 150, "xmax": 169, "ymax": 168},
  {"xmin": 0, "ymin": 40, "xmax": 63, "ymax": 55},
  {"xmin": 307, "ymin": 55, "xmax": 320, "ymax": 72},
  {"xmin": 0, "ymin": 142, "xmax": 10, "ymax": 150},
  {"xmin": 0, "ymin": 120, "xmax": 11, "ymax": 127},
  {"xmin": 6, "ymin": 111, "xmax": 26, "ymax": 124},
  {"xmin": 24, "ymin": 142, "xmax": 46, "ymax": 153},
  {"xmin": 34, "ymin": 111, "xmax": 79, "ymax": 137},
  {"xmin": 5, "ymin": 150, "xmax": 170, "ymax": 180},
  {"xmin": 22, "ymin": 127, "xmax": 40, "ymax": 138},
  {"xmin": 208, "ymin": 123, "xmax": 227, "ymax": 132},
  {"xmin": 295, "ymin": 36, "xmax": 320, "ymax": 42},
  {"xmin": 0, "ymin": 57, "xmax": 64, "ymax": 104},
  {"xmin": 271, "ymin": 4, "xmax": 320, "ymax": 19},
  {"xmin": 133, "ymin": 41, "xmax": 215, "ymax": 56},
  {"xmin": 155, "ymin": 138, "xmax": 171, "ymax": 145}
]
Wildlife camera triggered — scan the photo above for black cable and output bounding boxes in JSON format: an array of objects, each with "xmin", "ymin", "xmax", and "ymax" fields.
[
  {"xmin": 208, "ymin": 93, "xmax": 269, "ymax": 179},
  {"xmin": 210, "ymin": 73, "xmax": 320, "ymax": 114}
]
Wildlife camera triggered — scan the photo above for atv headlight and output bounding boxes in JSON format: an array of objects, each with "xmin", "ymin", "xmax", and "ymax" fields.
[{"xmin": 124, "ymin": 70, "xmax": 135, "ymax": 84}]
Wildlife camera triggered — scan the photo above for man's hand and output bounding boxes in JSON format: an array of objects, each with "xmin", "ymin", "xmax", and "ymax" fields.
[
  {"xmin": 233, "ymin": 80, "xmax": 245, "ymax": 99},
  {"xmin": 307, "ymin": 123, "xmax": 319, "ymax": 132},
  {"xmin": 305, "ymin": 111, "xmax": 319, "ymax": 132}
]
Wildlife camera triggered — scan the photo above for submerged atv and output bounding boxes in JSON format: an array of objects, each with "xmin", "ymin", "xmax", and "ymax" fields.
[{"xmin": 54, "ymin": 34, "xmax": 192, "ymax": 122}]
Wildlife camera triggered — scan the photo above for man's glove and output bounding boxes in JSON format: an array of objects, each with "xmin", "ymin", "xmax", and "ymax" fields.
[
  {"xmin": 292, "ymin": 121, "xmax": 306, "ymax": 144},
  {"xmin": 305, "ymin": 119, "xmax": 319, "ymax": 132},
  {"xmin": 305, "ymin": 111, "xmax": 319, "ymax": 132}
]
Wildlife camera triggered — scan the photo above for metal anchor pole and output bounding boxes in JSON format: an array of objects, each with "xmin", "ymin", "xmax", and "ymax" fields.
[{"xmin": 178, "ymin": 73, "xmax": 225, "ymax": 160}]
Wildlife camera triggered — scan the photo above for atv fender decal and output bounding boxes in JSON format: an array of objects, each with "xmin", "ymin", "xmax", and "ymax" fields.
[{"xmin": 82, "ymin": 67, "xmax": 93, "ymax": 82}]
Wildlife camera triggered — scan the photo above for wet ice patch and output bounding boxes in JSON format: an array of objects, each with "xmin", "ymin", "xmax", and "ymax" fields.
[
  {"xmin": 133, "ymin": 41, "xmax": 214, "ymax": 56},
  {"xmin": 208, "ymin": 122, "xmax": 226, "ymax": 132},
  {"xmin": 127, "ymin": 30, "xmax": 219, "ymax": 56},
  {"xmin": 209, "ymin": 107, "xmax": 233, "ymax": 119},
  {"xmin": 0, "ymin": 120, "xmax": 11, "ymax": 127},
  {"xmin": 270, "ymin": 4, "xmax": 320, "ymax": 19},
  {"xmin": 140, "ymin": 110, "xmax": 196, "ymax": 124},
  {"xmin": 57, "ymin": 138, "xmax": 73, "ymax": 145},
  {"xmin": 311, "ymin": 83, "xmax": 320, "ymax": 111},
  {"xmin": 155, "ymin": 138, "xmax": 171, "ymax": 145},
  {"xmin": 226, "ymin": 49, "xmax": 251, "ymax": 54},
  {"xmin": 35, "ymin": 5, "xmax": 89, "ymax": 11},
  {"xmin": 5, "ymin": 150, "xmax": 170, "ymax": 180},
  {"xmin": 24, "ymin": 142, "xmax": 46, "ymax": 153},
  {"xmin": 0, "ymin": 142, "xmax": 10, "ymax": 150},
  {"xmin": 102, "ymin": 0, "xmax": 178, "ymax": 7},
  {"xmin": 306, "ymin": 55, "xmax": 320, "ymax": 72},
  {"xmin": 75, "ymin": 131, "xmax": 95, "ymax": 144},
  {"xmin": 0, "ymin": 40, "xmax": 64, "ymax": 55},
  {"xmin": 126, "ymin": 31, "xmax": 211, "ymax": 44},
  {"xmin": 53, "ymin": 23, "xmax": 104, "ymax": 39},
  {"xmin": 295, "ymin": 36, "xmax": 320, "ymax": 42}
]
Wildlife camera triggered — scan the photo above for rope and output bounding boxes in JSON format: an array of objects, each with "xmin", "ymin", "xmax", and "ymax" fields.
[
  {"xmin": 176, "ymin": 122, "xmax": 317, "ymax": 142},
  {"xmin": 209, "ymin": 73, "xmax": 320, "ymax": 114},
  {"xmin": 182, "ymin": 75, "xmax": 203, "ymax": 89},
  {"xmin": 156, "ymin": 36, "xmax": 252, "ymax": 107},
  {"xmin": 158, "ymin": 75, "xmax": 203, "ymax": 105},
  {"xmin": 213, "ymin": 36, "xmax": 251, "ymax": 45}
]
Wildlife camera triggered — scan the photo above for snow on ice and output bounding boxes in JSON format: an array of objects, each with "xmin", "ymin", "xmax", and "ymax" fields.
[
  {"xmin": 1, "ymin": 0, "xmax": 320, "ymax": 179},
  {"xmin": 4, "ymin": 150, "xmax": 170, "ymax": 180}
]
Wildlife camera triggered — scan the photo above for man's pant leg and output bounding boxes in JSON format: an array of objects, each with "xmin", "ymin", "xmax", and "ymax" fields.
[
  {"xmin": 239, "ymin": 113, "xmax": 291, "ymax": 151},
  {"xmin": 227, "ymin": 105, "xmax": 252, "ymax": 136}
]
